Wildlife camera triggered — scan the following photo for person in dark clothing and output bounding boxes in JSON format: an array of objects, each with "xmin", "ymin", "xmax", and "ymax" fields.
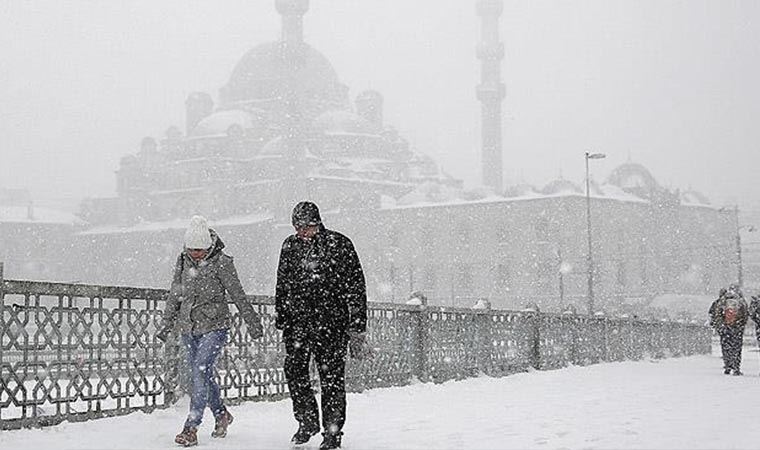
[
  {"xmin": 157, "ymin": 215, "xmax": 263, "ymax": 447},
  {"xmin": 708, "ymin": 285, "xmax": 748, "ymax": 376},
  {"xmin": 275, "ymin": 201, "xmax": 368, "ymax": 450}
]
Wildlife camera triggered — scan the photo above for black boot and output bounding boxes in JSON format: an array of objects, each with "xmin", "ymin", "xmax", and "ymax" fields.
[
  {"xmin": 291, "ymin": 422, "xmax": 320, "ymax": 445},
  {"xmin": 319, "ymin": 432, "xmax": 343, "ymax": 450}
]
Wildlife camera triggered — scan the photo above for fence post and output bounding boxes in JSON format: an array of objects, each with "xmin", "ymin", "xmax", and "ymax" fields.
[
  {"xmin": 0, "ymin": 262, "xmax": 4, "ymax": 358},
  {"xmin": 0, "ymin": 262, "xmax": 4, "ymax": 425},
  {"xmin": 530, "ymin": 312, "xmax": 541, "ymax": 370},
  {"xmin": 600, "ymin": 317, "xmax": 606, "ymax": 362},
  {"xmin": 569, "ymin": 315, "xmax": 579, "ymax": 365},
  {"xmin": 412, "ymin": 305, "xmax": 429, "ymax": 382},
  {"xmin": 161, "ymin": 291, "xmax": 182, "ymax": 405},
  {"xmin": 475, "ymin": 302, "xmax": 492, "ymax": 375}
]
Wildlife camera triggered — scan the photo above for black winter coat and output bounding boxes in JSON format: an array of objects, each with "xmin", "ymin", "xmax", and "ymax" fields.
[{"xmin": 275, "ymin": 226, "xmax": 367, "ymax": 336}]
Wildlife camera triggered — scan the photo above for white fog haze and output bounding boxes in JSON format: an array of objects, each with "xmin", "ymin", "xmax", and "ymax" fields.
[
  {"xmin": 3, "ymin": 1, "xmax": 760, "ymax": 208},
  {"xmin": 3, "ymin": 2, "xmax": 760, "ymax": 449}
]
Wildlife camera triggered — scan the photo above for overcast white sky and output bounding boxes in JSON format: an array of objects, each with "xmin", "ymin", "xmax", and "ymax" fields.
[{"xmin": 1, "ymin": 0, "xmax": 759, "ymax": 211}]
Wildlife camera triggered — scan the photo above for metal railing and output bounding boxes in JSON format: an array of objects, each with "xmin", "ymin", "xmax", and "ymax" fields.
[{"xmin": 0, "ymin": 267, "xmax": 711, "ymax": 430}]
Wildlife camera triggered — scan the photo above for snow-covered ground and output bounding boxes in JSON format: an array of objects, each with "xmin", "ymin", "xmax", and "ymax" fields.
[{"xmin": 3, "ymin": 349, "xmax": 760, "ymax": 450}]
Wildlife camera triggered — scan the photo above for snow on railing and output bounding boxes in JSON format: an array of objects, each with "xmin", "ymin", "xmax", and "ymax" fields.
[{"xmin": 0, "ymin": 271, "xmax": 711, "ymax": 430}]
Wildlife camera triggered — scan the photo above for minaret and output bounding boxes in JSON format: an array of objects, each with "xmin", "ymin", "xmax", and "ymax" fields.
[
  {"xmin": 276, "ymin": 0, "xmax": 309, "ymax": 44},
  {"xmin": 275, "ymin": 0, "xmax": 308, "ymax": 164},
  {"xmin": 476, "ymin": 0, "xmax": 505, "ymax": 192},
  {"xmin": 275, "ymin": 0, "xmax": 309, "ymax": 217}
]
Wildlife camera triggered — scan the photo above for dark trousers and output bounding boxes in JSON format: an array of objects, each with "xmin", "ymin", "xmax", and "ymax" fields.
[
  {"xmin": 284, "ymin": 328, "xmax": 348, "ymax": 433},
  {"xmin": 182, "ymin": 329, "xmax": 228, "ymax": 428},
  {"xmin": 719, "ymin": 327, "xmax": 744, "ymax": 371}
]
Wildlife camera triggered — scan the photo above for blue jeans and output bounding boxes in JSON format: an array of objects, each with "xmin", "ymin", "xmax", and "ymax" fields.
[{"xmin": 182, "ymin": 329, "xmax": 228, "ymax": 428}]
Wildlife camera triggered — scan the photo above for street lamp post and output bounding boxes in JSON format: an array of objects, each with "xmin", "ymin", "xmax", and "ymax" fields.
[
  {"xmin": 735, "ymin": 205, "xmax": 744, "ymax": 288},
  {"xmin": 719, "ymin": 205, "xmax": 756, "ymax": 289},
  {"xmin": 557, "ymin": 247, "xmax": 565, "ymax": 305},
  {"xmin": 585, "ymin": 151, "xmax": 606, "ymax": 315}
]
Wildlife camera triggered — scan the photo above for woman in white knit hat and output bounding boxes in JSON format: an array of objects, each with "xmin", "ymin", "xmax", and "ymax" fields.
[{"xmin": 157, "ymin": 215, "xmax": 263, "ymax": 447}]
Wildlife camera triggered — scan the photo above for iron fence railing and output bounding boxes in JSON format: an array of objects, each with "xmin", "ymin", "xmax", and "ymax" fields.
[{"xmin": 0, "ymin": 268, "xmax": 711, "ymax": 430}]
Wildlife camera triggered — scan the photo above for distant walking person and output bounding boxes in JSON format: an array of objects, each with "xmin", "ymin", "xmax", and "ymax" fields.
[
  {"xmin": 275, "ymin": 201, "xmax": 368, "ymax": 450},
  {"xmin": 157, "ymin": 215, "xmax": 263, "ymax": 447},
  {"xmin": 708, "ymin": 284, "xmax": 748, "ymax": 375}
]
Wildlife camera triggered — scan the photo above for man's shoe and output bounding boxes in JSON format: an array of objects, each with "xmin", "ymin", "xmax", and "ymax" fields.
[
  {"xmin": 724, "ymin": 368, "xmax": 732, "ymax": 375},
  {"xmin": 211, "ymin": 409, "xmax": 234, "ymax": 438},
  {"xmin": 291, "ymin": 422, "xmax": 320, "ymax": 445},
  {"xmin": 733, "ymin": 369, "xmax": 744, "ymax": 376},
  {"xmin": 175, "ymin": 427, "xmax": 198, "ymax": 447},
  {"xmin": 319, "ymin": 432, "xmax": 343, "ymax": 450}
]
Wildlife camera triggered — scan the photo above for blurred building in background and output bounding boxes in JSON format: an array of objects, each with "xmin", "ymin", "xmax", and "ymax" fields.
[
  {"xmin": 2, "ymin": 1, "xmax": 739, "ymax": 318},
  {"xmin": 0, "ymin": 188, "xmax": 84, "ymax": 281}
]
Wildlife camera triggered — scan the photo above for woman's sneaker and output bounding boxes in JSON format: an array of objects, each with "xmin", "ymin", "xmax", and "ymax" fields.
[
  {"xmin": 174, "ymin": 427, "xmax": 198, "ymax": 447},
  {"xmin": 212, "ymin": 409, "xmax": 234, "ymax": 438}
]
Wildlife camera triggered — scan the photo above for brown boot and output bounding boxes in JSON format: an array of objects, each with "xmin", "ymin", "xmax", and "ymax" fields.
[
  {"xmin": 175, "ymin": 427, "xmax": 198, "ymax": 447},
  {"xmin": 211, "ymin": 409, "xmax": 234, "ymax": 438}
]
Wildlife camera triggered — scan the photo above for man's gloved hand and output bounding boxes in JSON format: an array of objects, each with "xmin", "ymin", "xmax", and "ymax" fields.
[
  {"xmin": 348, "ymin": 331, "xmax": 371, "ymax": 360},
  {"xmin": 248, "ymin": 318, "xmax": 264, "ymax": 340}
]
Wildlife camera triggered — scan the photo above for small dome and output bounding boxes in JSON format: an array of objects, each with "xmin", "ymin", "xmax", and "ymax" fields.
[
  {"xmin": 504, "ymin": 184, "xmax": 538, "ymax": 198},
  {"xmin": 681, "ymin": 190, "xmax": 710, "ymax": 205},
  {"xmin": 140, "ymin": 136, "xmax": 157, "ymax": 153},
  {"xmin": 397, "ymin": 182, "xmax": 459, "ymax": 206},
  {"xmin": 260, "ymin": 136, "xmax": 286, "ymax": 156},
  {"xmin": 541, "ymin": 178, "xmax": 583, "ymax": 195},
  {"xmin": 120, "ymin": 154, "xmax": 139, "ymax": 168},
  {"xmin": 312, "ymin": 110, "xmax": 377, "ymax": 135},
  {"xmin": 190, "ymin": 110, "xmax": 264, "ymax": 137}
]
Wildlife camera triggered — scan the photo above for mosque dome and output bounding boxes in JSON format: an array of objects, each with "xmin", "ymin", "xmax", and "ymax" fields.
[
  {"xmin": 220, "ymin": 42, "xmax": 349, "ymax": 107},
  {"xmin": 606, "ymin": 163, "xmax": 660, "ymax": 192}
]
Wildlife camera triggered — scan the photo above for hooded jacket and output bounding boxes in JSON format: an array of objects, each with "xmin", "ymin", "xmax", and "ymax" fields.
[
  {"xmin": 275, "ymin": 225, "xmax": 367, "ymax": 336},
  {"xmin": 160, "ymin": 230, "xmax": 262, "ymax": 337}
]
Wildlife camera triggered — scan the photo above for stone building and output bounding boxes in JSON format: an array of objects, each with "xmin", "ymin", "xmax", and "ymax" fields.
[
  {"xmin": 0, "ymin": 0, "xmax": 713, "ymax": 318},
  {"xmin": 64, "ymin": 1, "xmax": 737, "ymax": 316}
]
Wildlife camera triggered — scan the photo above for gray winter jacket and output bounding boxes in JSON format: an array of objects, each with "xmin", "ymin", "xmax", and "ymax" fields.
[{"xmin": 160, "ymin": 230, "xmax": 263, "ymax": 338}]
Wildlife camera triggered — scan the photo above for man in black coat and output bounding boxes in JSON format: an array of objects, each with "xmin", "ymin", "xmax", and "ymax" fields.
[
  {"xmin": 708, "ymin": 285, "xmax": 748, "ymax": 375},
  {"xmin": 275, "ymin": 201, "xmax": 367, "ymax": 450}
]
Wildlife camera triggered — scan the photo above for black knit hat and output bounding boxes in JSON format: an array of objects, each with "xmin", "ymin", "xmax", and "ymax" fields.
[{"xmin": 291, "ymin": 201, "xmax": 322, "ymax": 227}]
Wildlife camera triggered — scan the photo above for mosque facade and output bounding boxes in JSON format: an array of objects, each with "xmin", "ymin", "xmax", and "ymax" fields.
[{"xmin": 2, "ymin": 0, "xmax": 739, "ymax": 316}]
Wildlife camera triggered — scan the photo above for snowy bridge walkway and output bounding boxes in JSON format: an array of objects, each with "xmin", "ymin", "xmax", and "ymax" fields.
[{"xmin": 2, "ymin": 349, "xmax": 759, "ymax": 450}]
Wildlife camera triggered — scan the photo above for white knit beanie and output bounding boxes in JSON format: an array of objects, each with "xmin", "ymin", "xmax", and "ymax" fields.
[{"xmin": 184, "ymin": 215, "xmax": 212, "ymax": 249}]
